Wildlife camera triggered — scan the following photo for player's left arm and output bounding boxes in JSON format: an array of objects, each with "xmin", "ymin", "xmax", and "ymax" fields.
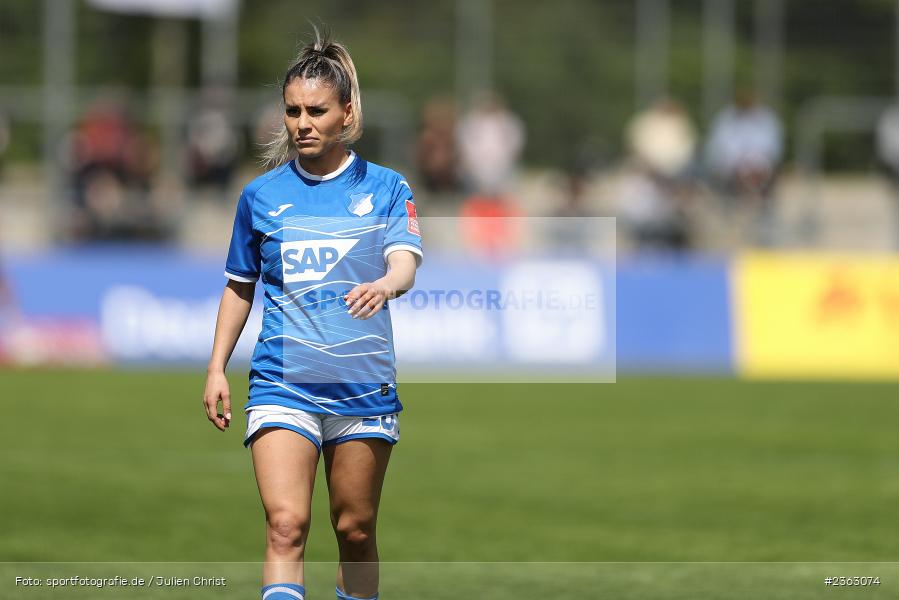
[{"xmin": 345, "ymin": 250, "xmax": 417, "ymax": 320}]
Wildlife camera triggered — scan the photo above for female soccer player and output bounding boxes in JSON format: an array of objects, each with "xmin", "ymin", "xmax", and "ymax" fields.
[{"xmin": 203, "ymin": 30, "xmax": 421, "ymax": 600}]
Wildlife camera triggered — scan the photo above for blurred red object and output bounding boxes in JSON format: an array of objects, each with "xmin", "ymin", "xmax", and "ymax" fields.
[
  {"xmin": 458, "ymin": 194, "xmax": 524, "ymax": 257},
  {"xmin": 0, "ymin": 319, "xmax": 107, "ymax": 366}
]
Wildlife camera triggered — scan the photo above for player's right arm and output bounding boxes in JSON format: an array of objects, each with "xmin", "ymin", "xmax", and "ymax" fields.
[
  {"xmin": 203, "ymin": 279, "xmax": 255, "ymax": 431},
  {"xmin": 207, "ymin": 183, "xmax": 261, "ymax": 431}
]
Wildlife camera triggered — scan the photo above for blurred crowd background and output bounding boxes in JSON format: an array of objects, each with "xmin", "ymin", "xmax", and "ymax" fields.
[
  {"xmin": 0, "ymin": 0, "xmax": 897, "ymax": 254},
  {"xmin": 3, "ymin": 0, "xmax": 899, "ymax": 374}
]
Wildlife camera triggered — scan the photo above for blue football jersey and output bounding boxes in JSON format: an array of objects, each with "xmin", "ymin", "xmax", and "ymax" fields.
[{"xmin": 224, "ymin": 152, "xmax": 422, "ymax": 416}]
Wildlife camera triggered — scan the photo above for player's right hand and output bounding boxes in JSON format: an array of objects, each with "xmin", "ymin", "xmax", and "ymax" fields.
[{"xmin": 203, "ymin": 370, "xmax": 232, "ymax": 431}]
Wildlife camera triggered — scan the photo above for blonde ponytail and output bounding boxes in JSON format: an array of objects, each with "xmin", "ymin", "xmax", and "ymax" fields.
[{"xmin": 260, "ymin": 27, "xmax": 363, "ymax": 170}]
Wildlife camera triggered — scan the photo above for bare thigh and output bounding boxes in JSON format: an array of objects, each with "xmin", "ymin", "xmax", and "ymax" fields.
[
  {"xmin": 251, "ymin": 428, "xmax": 320, "ymax": 586},
  {"xmin": 324, "ymin": 438, "xmax": 393, "ymax": 530}
]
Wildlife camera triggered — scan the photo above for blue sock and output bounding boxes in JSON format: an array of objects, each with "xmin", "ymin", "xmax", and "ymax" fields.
[
  {"xmin": 262, "ymin": 582, "xmax": 305, "ymax": 600},
  {"xmin": 336, "ymin": 586, "xmax": 378, "ymax": 600}
]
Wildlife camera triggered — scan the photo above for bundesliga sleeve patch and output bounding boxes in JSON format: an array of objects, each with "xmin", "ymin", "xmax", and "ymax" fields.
[{"xmin": 406, "ymin": 199, "xmax": 421, "ymax": 236}]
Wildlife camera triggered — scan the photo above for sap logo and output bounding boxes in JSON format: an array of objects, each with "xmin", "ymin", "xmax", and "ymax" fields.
[{"xmin": 281, "ymin": 239, "xmax": 359, "ymax": 283}]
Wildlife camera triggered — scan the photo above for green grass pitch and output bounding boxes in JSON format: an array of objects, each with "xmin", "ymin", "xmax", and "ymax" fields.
[{"xmin": 1, "ymin": 370, "xmax": 898, "ymax": 598}]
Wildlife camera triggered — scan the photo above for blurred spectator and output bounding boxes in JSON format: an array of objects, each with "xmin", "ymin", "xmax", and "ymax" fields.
[
  {"xmin": 617, "ymin": 98, "xmax": 696, "ymax": 251},
  {"xmin": 706, "ymin": 91, "xmax": 782, "ymax": 193},
  {"xmin": 68, "ymin": 98, "xmax": 165, "ymax": 241},
  {"xmin": 627, "ymin": 97, "xmax": 696, "ymax": 180},
  {"xmin": 185, "ymin": 89, "xmax": 240, "ymax": 191},
  {"xmin": 71, "ymin": 99, "xmax": 147, "ymax": 183},
  {"xmin": 617, "ymin": 167, "xmax": 691, "ymax": 250},
  {"xmin": 704, "ymin": 90, "xmax": 783, "ymax": 245},
  {"xmin": 456, "ymin": 91, "xmax": 525, "ymax": 195},
  {"xmin": 552, "ymin": 170, "xmax": 595, "ymax": 219},
  {"xmin": 547, "ymin": 169, "xmax": 598, "ymax": 251},
  {"xmin": 705, "ymin": 90, "xmax": 783, "ymax": 243},
  {"xmin": 415, "ymin": 97, "xmax": 458, "ymax": 193},
  {"xmin": 876, "ymin": 104, "xmax": 899, "ymax": 181},
  {"xmin": 875, "ymin": 104, "xmax": 899, "ymax": 248}
]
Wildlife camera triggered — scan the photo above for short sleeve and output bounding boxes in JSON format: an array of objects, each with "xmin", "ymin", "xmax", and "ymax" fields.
[
  {"xmin": 383, "ymin": 177, "xmax": 423, "ymax": 266},
  {"xmin": 224, "ymin": 191, "xmax": 261, "ymax": 282}
]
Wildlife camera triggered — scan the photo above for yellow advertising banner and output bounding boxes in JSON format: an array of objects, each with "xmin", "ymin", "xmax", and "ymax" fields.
[{"xmin": 734, "ymin": 253, "xmax": 899, "ymax": 379}]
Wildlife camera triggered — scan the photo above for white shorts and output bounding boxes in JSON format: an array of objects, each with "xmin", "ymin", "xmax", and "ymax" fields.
[{"xmin": 244, "ymin": 405, "xmax": 400, "ymax": 452}]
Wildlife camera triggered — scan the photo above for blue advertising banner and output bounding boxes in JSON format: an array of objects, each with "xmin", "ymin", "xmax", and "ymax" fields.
[
  {"xmin": 391, "ymin": 254, "xmax": 616, "ymax": 380},
  {"xmin": 2, "ymin": 247, "xmax": 620, "ymax": 379},
  {"xmin": 4, "ymin": 246, "xmax": 260, "ymax": 363},
  {"xmin": 615, "ymin": 255, "xmax": 733, "ymax": 373},
  {"xmin": 2, "ymin": 248, "xmax": 733, "ymax": 374}
]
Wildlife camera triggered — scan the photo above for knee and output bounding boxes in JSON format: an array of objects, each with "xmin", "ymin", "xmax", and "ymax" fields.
[
  {"xmin": 266, "ymin": 510, "xmax": 310, "ymax": 555},
  {"xmin": 333, "ymin": 512, "xmax": 376, "ymax": 548}
]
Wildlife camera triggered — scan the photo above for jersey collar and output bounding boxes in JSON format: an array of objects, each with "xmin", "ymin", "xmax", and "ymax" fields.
[{"xmin": 293, "ymin": 151, "xmax": 356, "ymax": 182}]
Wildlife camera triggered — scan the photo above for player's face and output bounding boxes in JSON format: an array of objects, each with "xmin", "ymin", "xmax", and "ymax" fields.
[{"xmin": 283, "ymin": 77, "xmax": 352, "ymax": 160}]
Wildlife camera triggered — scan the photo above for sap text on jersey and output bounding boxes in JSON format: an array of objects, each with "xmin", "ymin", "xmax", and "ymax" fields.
[{"xmin": 281, "ymin": 239, "xmax": 359, "ymax": 283}]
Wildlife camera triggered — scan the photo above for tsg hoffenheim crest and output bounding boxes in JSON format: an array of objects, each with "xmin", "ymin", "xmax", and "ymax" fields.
[{"xmin": 348, "ymin": 193, "xmax": 374, "ymax": 217}]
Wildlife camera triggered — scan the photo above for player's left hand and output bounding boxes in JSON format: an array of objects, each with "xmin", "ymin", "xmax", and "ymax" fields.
[{"xmin": 345, "ymin": 280, "xmax": 391, "ymax": 320}]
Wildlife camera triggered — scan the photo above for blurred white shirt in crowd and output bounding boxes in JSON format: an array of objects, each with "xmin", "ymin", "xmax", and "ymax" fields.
[
  {"xmin": 456, "ymin": 95, "xmax": 525, "ymax": 195},
  {"xmin": 706, "ymin": 103, "xmax": 783, "ymax": 179},
  {"xmin": 627, "ymin": 99, "xmax": 696, "ymax": 178}
]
